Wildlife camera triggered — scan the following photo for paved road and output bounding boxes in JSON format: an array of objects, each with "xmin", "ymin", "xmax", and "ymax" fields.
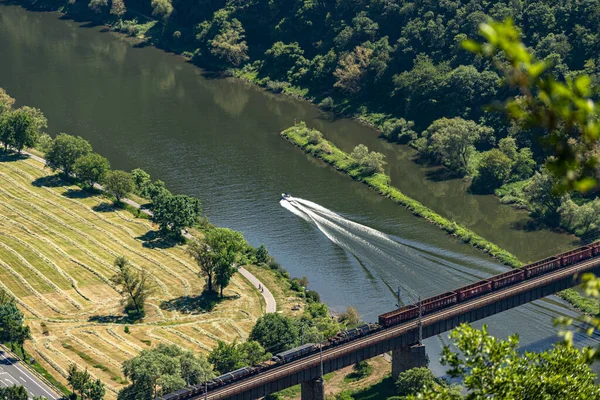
[
  {"xmin": 0, "ymin": 349, "xmax": 61, "ymax": 399},
  {"xmin": 23, "ymin": 150, "xmax": 278, "ymax": 314},
  {"xmin": 238, "ymin": 267, "xmax": 276, "ymax": 313}
]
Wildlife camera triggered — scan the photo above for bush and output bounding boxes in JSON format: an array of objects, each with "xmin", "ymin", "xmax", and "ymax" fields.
[
  {"xmin": 305, "ymin": 290, "xmax": 320, "ymax": 303},
  {"xmin": 35, "ymin": 133, "xmax": 53, "ymax": 153},
  {"xmin": 319, "ymin": 97, "xmax": 335, "ymax": 110},
  {"xmin": 307, "ymin": 129, "xmax": 323, "ymax": 145},
  {"xmin": 256, "ymin": 244, "xmax": 270, "ymax": 264},
  {"xmin": 266, "ymin": 80, "xmax": 290, "ymax": 93}
]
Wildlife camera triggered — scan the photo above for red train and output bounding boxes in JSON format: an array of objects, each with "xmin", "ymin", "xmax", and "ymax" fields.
[{"xmin": 379, "ymin": 242, "xmax": 600, "ymax": 327}]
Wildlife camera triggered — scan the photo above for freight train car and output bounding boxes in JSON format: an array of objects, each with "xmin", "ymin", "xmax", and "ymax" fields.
[
  {"xmin": 491, "ymin": 269, "xmax": 525, "ymax": 290},
  {"xmin": 456, "ymin": 280, "xmax": 492, "ymax": 301},
  {"xmin": 561, "ymin": 246, "xmax": 592, "ymax": 266},
  {"xmin": 421, "ymin": 292, "xmax": 458, "ymax": 313},
  {"xmin": 379, "ymin": 305, "xmax": 418, "ymax": 327},
  {"xmin": 523, "ymin": 256, "xmax": 561, "ymax": 278},
  {"xmin": 213, "ymin": 366, "xmax": 256, "ymax": 385},
  {"xmin": 331, "ymin": 323, "xmax": 379, "ymax": 345},
  {"xmin": 272, "ymin": 343, "xmax": 317, "ymax": 363},
  {"xmin": 592, "ymin": 242, "xmax": 600, "ymax": 256}
]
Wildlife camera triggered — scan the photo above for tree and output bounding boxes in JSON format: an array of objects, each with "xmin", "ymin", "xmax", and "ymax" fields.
[
  {"xmin": 2, "ymin": 109, "xmax": 38, "ymax": 153},
  {"xmin": 88, "ymin": 0, "xmax": 108, "ymax": 13},
  {"xmin": 120, "ymin": 344, "xmax": 213, "ymax": 400},
  {"xmin": 68, "ymin": 364, "xmax": 104, "ymax": 400},
  {"xmin": 263, "ymin": 42, "xmax": 305, "ymax": 79},
  {"xmin": 131, "ymin": 168, "xmax": 151, "ymax": 196},
  {"xmin": 110, "ymin": 0, "xmax": 126, "ymax": 18},
  {"xmin": 255, "ymin": 244, "xmax": 270, "ymax": 264},
  {"xmin": 472, "ymin": 149, "xmax": 512, "ymax": 193},
  {"xmin": 152, "ymin": 194, "xmax": 202, "ymax": 236},
  {"xmin": 186, "ymin": 239, "xmax": 216, "ymax": 292},
  {"xmin": 151, "ymin": 0, "xmax": 172, "ymax": 21},
  {"xmin": 0, "ymin": 289, "xmax": 30, "ymax": 354},
  {"xmin": 207, "ymin": 228, "xmax": 246, "ymax": 296},
  {"xmin": 334, "ymin": 46, "xmax": 373, "ymax": 94},
  {"xmin": 0, "ymin": 88, "xmax": 15, "ymax": 115},
  {"xmin": 103, "ymin": 170, "xmax": 133, "ymax": 203},
  {"xmin": 396, "ymin": 367, "xmax": 440, "ymax": 397},
  {"xmin": 35, "ymin": 133, "xmax": 53, "ymax": 153},
  {"xmin": 422, "ymin": 118, "xmax": 492, "ymax": 176},
  {"xmin": 524, "ymin": 171, "xmax": 563, "ymax": 221},
  {"xmin": 411, "ymin": 324, "xmax": 600, "ymax": 399},
  {"xmin": 111, "ymin": 256, "xmax": 154, "ymax": 318},
  {"xmin": 74, "ymin": 153, "xmax": 110, "ymax": 187},
  {"xmin": 209, "ymin": 19, "xmax": 249, "ymax": 67},
  {"xmin": 0, "ymin": 385, "xmax": 29, "ymax": 400},
  {"xmin": 46, "ymin": 133, "xmax": 92, "ymax": 177},
  {"xmin": 208, "ymin": 341, "xmax": 244, "ymax": 374},
  {"xmin": 338, "ymin": 306, "xmax": 360, "ymax": 327},
  {"xmin": 350, "ymin": 144, "xmax": 386, "ymax": 175},
  {"xmin": 249, "ymin": 313, "xmax": 300, "ymax": 353}
]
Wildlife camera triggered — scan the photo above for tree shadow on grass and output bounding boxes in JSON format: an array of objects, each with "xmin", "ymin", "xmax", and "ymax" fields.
[
  {"xmin": 160, "ymin": 291, "xmax": 239, "ymax": 314},
  {"xmin": 0, "ymin": 152, "xmax": 29, "ymax": 162},
  {"xmin": 31, "ymin": 174, "xmax": 66, "ymax": 188},
  {"xmin": 351, "ymin": 376, "xmax": 396, "ymax": 400},
  {"xmin": 137, "ymin": 230, "xmax": 181, "ymax": 249},
  {"xmin": 63, "ymin": 187, "xmax": 102, "ymax": 199},
  {"xmin": 92, "ymin": 202, "xmax": 117, "ymax": 213},
  {"xmin": 88, "ymin": 314, "xmax": 140, "ymax": 324}
]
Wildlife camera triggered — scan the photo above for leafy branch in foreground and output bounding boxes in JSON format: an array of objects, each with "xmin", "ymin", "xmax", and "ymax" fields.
[{"xmin": 464, "ymin": 19, "xmax": 600, "ymax": 194}]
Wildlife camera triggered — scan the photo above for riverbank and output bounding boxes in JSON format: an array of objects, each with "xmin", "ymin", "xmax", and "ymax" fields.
[{"xmin": 281, "ymin": 123, "xmax": 597, "ymax": 315}]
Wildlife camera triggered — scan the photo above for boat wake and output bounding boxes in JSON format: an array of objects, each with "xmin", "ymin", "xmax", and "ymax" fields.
[{"xmin": 280, "ymin": 195, "xmax": 500, "ymax": 303}]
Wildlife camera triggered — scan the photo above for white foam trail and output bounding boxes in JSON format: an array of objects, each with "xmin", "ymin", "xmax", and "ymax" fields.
[
  {"xmin": 291, "ymin": 197, "xmax": 406, "ymax": 246},
  {"xmin": 280, "ymin": 200, "xmax": 312, "ymax": 223}
]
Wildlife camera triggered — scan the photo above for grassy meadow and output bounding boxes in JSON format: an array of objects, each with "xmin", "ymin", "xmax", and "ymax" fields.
[{"xmin": 0, "ymin": 154, "xmax": 267, "ymax": 398}]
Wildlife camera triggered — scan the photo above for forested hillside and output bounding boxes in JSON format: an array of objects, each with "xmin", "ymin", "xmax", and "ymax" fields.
[{"xmin": 18, "ymin": 0, "xmax": 600, "ymax": 238}]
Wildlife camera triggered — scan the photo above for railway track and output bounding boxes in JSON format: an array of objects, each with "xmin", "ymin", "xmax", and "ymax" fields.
[{"xmin": 200, "ymin": 255, "xmax": 600, "ymax": 400}]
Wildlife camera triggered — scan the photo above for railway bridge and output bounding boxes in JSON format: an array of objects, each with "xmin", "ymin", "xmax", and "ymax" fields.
[{"xmin": 168, "ymin": 251, "xmax": 600, "ymax": 400}]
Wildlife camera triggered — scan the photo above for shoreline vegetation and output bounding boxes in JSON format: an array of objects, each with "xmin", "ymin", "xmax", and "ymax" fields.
[{"xmin": 281, "ymin": 123, "xmax": 598, "ymax": 315}]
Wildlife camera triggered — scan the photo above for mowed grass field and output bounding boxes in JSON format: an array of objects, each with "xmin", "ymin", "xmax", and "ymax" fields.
[{"xmin": 0, "ymin": 155, "xmax": 266, "ymax": 398}]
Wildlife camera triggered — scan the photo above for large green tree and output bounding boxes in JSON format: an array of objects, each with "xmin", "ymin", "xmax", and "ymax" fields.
[
  {"xmin": 103, "ymin": 170, "xmax": 134, "ymax": 203},
  {"xmin": 74, "ymin": 152, "xmax": 111, "ymax": 187},
  {"xmin": 206, "ymin": 228, "xmax": 246, "ymax": 296},
  {"xmin": 119, "ymin": 344, "xmax": 213, "ymax": 400},
  {"xmin": 249, "ymin": 313, "xmax": 300, "ymax": 353},
  {"xmin": 208, "ymin": 340, "xmax": 270, "ymax": 374},
  {"xmin": 152, "ymin": 194, "xmax": 202, "ymax": 236},
  {"xmin": 46, "ymin": 133, "xmax": 92, "ymax": 177}
]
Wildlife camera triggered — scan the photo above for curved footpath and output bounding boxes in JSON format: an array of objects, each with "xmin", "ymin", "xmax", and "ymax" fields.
[{"xmin": 22, "ymin": 150, "xmax": 277, "ymax": 314}]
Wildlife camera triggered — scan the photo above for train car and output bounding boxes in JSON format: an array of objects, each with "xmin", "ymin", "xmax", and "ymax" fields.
[
  {"xmin": 561, "ymin": 246, "xmax": 592, "ymax": 266},
  {"xmin": 523, "ymin": 256, "xmax": 561, "ymax": 278},
  {"xmin": 421, "ymin": 292, "xmax": 458, "ymax": 314},
  {"xmin": 490, "ymin": 269, "xmax": 525, "ymax": 290},
  {"xmin": 213, "ymin": 366, "xmax": 256, "ymax": 386},
  {"xmin": 591, "ymin": 241, "xmax": 600, "ymax": 256},
  {"xmin": 455, "ymin": 280, "xmax": 492, "ymax": 301},
  {"xmin": 272, "ymin": 343, "xmax": 317, "ymax": 363},
  {"xmin": 332, "ymin": 323, "xmax": 380, "ymax": 345},
  {"xmin": 378, "ymin": 304, "xmax": 418, "ymax": 327}
]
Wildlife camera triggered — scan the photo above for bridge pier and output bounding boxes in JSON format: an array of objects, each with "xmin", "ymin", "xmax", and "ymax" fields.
[
  {"xmin": 391, "ymin": 344, "xmax": 428, "ymax": 380},
  {"xmin": 300, "ymin": 377, "xmax": 324, "ymax": 400}
]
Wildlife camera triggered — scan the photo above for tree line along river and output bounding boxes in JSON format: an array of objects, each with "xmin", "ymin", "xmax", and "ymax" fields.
[{"xmin": 0, "ymin": 3, "xmax": 592, "ymax": 375}]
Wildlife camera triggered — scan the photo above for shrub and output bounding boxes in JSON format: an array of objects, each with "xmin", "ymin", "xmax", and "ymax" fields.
[
  {"xmin": 319, "ymin": 97, "xmax": 335, "ymax": 110},
  {"xmin": 305, "ymin": 290, "xmax": 320, "ymax": 303},
  {"xmin": 266, "ymin": 80, "xmax": 290, "ymax": 93},
  {"xmin": 307, "ymin": 129, "xmax": 323, "ymax": 145}
]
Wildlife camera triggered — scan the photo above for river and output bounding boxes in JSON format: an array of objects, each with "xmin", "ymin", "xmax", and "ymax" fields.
[{"xmin": 0, "ymin": 3, "xmax": 596, "ymax": 373}]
